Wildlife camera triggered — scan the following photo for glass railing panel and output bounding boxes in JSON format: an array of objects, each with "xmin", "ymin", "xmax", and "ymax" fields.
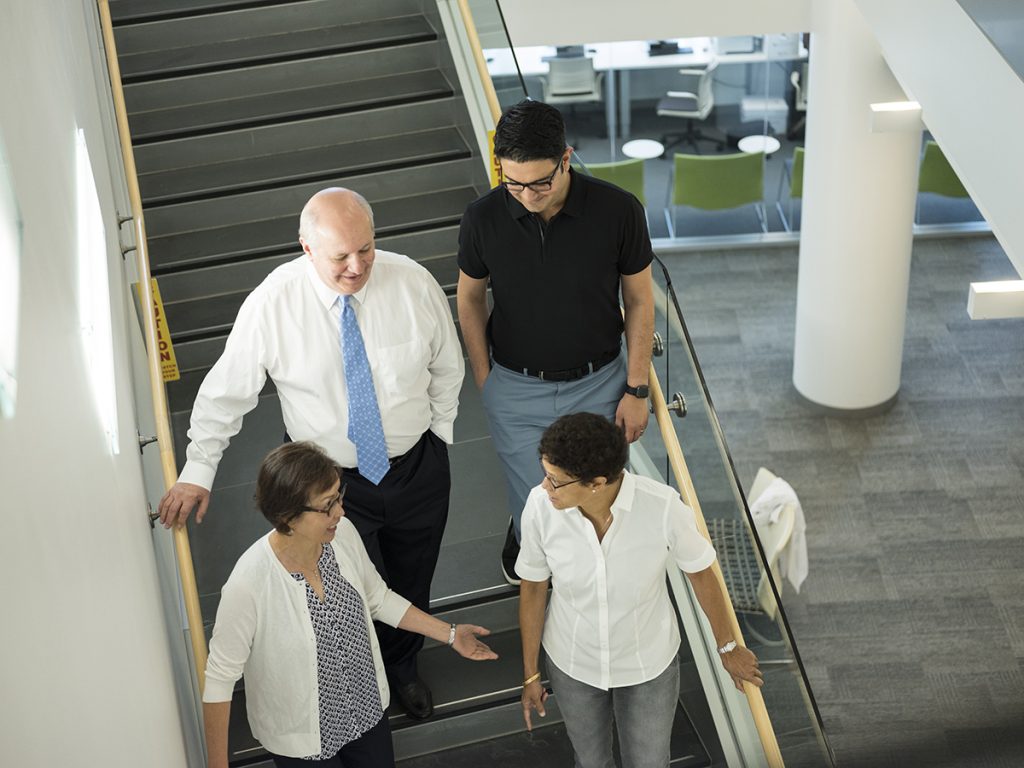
[
  {"xmin": 467, "ymin": 0, "xmax": 531, "ymax": 110},
  {"xmin": 540, "ymin": 33, "xmax": 809, "ymax": 240},
  {"xmin": 651, "ymin": 254, "xmax": 835, "ymax": 767}
]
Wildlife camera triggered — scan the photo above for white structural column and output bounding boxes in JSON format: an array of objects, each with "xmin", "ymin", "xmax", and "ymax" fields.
[{"xmin": 793, "ymin": 0, "xmax": 922, "ymax": 412}]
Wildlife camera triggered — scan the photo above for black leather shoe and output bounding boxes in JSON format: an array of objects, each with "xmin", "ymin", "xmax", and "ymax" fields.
[
  {"xmin": 394, "ymin": 678, "xmax": 433, "ymax": 720},
  {"xmin": 501, "ymin": 518, "xmax": 521, "ymax": 586}
]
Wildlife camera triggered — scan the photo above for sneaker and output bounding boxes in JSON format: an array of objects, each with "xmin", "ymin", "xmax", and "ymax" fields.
[{"xmin": 501, "ymin": 518, "xmax": 522, "ymax": 586}]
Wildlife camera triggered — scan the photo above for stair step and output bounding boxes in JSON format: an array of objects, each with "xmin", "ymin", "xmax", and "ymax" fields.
[
  {"xmin": 140, "ymin": 126, "xmax": 470, "ymax": 206},
  {"xmin": 124, "ymin": 40, "xmax": 440, "ymax": 112},
  {"xmin": 110, "ymin": 0, "xmax": 421, "ymax": 26},
  {"xmin": 117, "ymin": 14, "xmax": 436, "ymax": 83},
  {"xmin": 134, "ymin": 98, "xmax": 465, "ymax": 176},
  {"xmin": 109, "ymin": 0, "xmax": 306, "ymax": 25},
  {"xmin": 127, "ymin": 67, "xmax": 453, "ymax": 144},
  {"xmin": 144, "ymin": 159, "xmax": 478, "ymax": 271}
]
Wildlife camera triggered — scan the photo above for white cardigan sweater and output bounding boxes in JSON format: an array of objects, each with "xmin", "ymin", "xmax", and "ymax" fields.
[{"xmin": 203, "ymin": 518, "xmax": 411, "ymax": 758}]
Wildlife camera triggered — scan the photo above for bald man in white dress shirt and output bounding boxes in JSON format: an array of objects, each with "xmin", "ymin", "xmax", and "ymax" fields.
[{"xmin": 158, "ymin": 188, "xmax": 464, "ymax": 720}]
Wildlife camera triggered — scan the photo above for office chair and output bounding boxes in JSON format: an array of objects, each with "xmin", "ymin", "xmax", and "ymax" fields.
[
  {"xmin": 775, "ymin": 146, "xmax": 804, "ymax": 232},
  {"xmin": 656, "ymin": 61, "xmax": 724, "ymax": 153},
  {"xmin": 916, "ymin": 140, "xmax": 969, "ymax": 223},
  {"xmin": 539, "ymin": 57, "xmax": 604, "ymax": 144},
  {"xmin": 666, "ymin": 151, "xmax": 766, "ymax": 236}
]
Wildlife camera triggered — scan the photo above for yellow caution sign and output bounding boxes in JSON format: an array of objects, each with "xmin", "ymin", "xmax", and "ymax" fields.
[
  {"xmin": 136, "ymin": 277, "xmax": 180, "ymax": 382},
  {"xmin": 488, "ymin": 129, "xmax": 502, "ymax": 188}
]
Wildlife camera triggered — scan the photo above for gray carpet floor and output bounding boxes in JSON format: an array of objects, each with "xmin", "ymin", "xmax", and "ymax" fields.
[{"xmin": 664, "ymin": 234, "xmax": 1024, "ymax": 767}]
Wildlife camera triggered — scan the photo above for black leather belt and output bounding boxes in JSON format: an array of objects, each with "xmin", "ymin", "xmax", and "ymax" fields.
[{"xmin": 495, "ymin": 348, "xmax": 619, "ymax": 382}]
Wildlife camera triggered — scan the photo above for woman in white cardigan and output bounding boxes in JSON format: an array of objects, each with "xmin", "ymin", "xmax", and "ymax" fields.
[{"xmin": 203, "ymin": 442, "xmax": 497, "ymax": 768}]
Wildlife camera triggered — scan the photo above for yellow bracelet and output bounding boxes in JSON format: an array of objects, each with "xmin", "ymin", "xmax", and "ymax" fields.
[{"xmin": 523, "ymin": 672, "xmax": 541, "ymax": 686}]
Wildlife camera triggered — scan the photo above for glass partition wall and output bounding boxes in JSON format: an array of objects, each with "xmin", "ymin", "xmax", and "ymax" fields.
[{"xmin": 645, "ymin": 259, "xmax": 836, "ymax": 767}]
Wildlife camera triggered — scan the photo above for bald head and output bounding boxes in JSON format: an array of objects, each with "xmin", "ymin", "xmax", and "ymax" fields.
[
  {"xmin": 299, "ymin": 188, "xmax": 377, "ymax": 295},
  {"xmin": 298, "ymin": 187, "xmax": 375, "ymax": 245}
]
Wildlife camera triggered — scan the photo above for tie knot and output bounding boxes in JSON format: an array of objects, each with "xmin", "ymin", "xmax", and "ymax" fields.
[{"xmin": 341, "ymin": 294, "xmax": 352, "ymax": 309}]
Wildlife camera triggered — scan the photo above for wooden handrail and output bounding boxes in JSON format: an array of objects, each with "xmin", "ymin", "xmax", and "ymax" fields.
[
  {"xmin": 455, "ymin": 0, "xmax": 502, "ymax": 123},
  {"xmin": 97, "ymin": 0, "xmax": 208, "ymax": 690},
  {"xmin": 648, "ymin": 363, "xmax": 784, "ymax": 767}
]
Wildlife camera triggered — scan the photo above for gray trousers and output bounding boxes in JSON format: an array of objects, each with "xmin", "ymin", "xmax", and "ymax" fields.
[
  {"xmin": 548, "ymin": 657, "xmax": 681, "ymax": 768},
  {"xmin": 481, "ymin": 351, "xmax": 626, "ymax": 539}
]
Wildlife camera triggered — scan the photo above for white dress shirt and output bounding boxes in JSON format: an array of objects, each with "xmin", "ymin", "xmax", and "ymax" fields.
[
  {"xmin": 203, "ymin": 519, "xmax": 411, "ymax": 757},
  {"xmin": 179, "ymin": 251, "xmax": 464, "ymax": 489},
  {"xmin": 516, "ymin": 471, "xmax": 716, "ymax": 690}
]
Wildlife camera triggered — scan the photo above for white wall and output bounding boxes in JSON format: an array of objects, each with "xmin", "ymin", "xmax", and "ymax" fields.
[
  {"xmin": 499, "ymin": 0, "xmax": 812, "ymax": 46},
  {"xmin": 854, "ymin": 0, "xmax": 1024, "ymax": 276},
  {"xmin": 0, "ymin": 1, "xmax": 189, "ymax": 765}
]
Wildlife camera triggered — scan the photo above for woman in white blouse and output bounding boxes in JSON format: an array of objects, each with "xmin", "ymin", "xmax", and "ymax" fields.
[
  {"xmin": 517, "ymin": 413, "xmax": 762, "ymax": 768},
  {"xmin": 203, "ymin": 442, "xmax": 497, "ymax": 768}
]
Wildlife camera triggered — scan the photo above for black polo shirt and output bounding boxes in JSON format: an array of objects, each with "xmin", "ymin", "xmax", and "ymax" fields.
[{"xmin": 458, "ymin": 169, "xmax": 653, "ymax": 372}]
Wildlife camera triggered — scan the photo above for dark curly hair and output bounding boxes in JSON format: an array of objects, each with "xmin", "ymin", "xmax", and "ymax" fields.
[
  {"xmin": 494, "ymin": 99, "xmax": 566, "ymax": 163},
  {"xmin": 255, "ymin": 442, "xmax": 343, "ymax": 534},
  {"xmin": 538, "ymin": 413, "xmax": 628, "ymax": 483}
]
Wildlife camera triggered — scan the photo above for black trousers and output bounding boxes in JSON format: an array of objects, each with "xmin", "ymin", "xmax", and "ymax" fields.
[
  {"xmin": 269, "ymin": 714, "xmax": 394, "ymax": 768},
  {"xmin": 342, "ymin": 430, "xmax": 450, "ymax": 685}
]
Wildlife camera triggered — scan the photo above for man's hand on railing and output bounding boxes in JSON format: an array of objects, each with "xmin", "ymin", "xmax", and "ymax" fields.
[
  {"xmin": 720, "ymin": 645, "xmax": 764, "ymax": 693},
  {"xmin": 158, "ymin": 482, "xmax": 211, "ymax": 528}
]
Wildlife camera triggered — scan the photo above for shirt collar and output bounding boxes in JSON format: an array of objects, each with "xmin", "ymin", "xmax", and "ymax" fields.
[
  {"xmin": 303, "ymin": 257, "xmax": 370, "ymax": 310},
  {"xmin": 609, "ymin": 470, "xmax": 637, "ymax": 513},
  {"xmin": 503, "ymin": 167, "xmax": 586, "ymax": 220}
]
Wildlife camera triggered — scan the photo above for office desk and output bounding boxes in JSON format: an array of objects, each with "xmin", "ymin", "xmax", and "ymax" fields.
[{"xmin": 485, "ymin": 38, "xmax": 806, "ymax": 143}]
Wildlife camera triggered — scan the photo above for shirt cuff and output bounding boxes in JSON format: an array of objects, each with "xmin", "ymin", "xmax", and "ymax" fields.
[
  {"xmin": 677, "ymin": 546, "xmax": 717, "ymax": 574},
  {"xmin": 514, "ymin": 559, "xmax": 551, "ymax": 583},
  {"xmin": 373, "ymin": 593, "xmax": 413, "ymax": 628},
  {"xmin": 430, "ymin": 422, "xmax": 455, "ymax": 444},
  {"xmin": 178, "ymin": 460, "xmax": 217, "ymax": 490},
  {"xmin": 201, "ymin": 676, "xmax": 236, "ymax": 703}
]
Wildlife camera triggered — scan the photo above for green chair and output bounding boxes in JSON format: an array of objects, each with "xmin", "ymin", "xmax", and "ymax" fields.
[
  {"xmin": 916, "ymin": 140, "xmax": 969, "ymax": 223},
  {"xmin": 586, "ymin": 158, "xmax": 646, "ymax": 205},
  {"xmin": 775, "ymin": 146, "xmax": 804, "ymax": 232},
  {"xmin": 666, "ymin": 151, "xmax": 766, "ymax": 236}
]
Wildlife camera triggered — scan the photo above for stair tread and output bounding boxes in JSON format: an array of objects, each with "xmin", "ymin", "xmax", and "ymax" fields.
[
  {"xmin": 118, "ymin": 15, "xmax": 435, "ymax": 81},
  {"xmin": 139, "ymin": 127, "xmax": 469, "ymax": 204},
  {"xmin": 126, "ymin": 69, "xmax": 452, "ymax": 142},
  {"xmin": 109, "ymin": 0, "xmax": 306, "ymax": 24},
  {"xmin": 148, "ymin": 186, "xmax": 475, "ymax": 270}
]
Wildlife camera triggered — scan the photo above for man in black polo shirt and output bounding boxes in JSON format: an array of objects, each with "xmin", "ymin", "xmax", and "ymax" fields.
[{"xmin": 457, "ymin": 99, "xmax": 655, "ymax": 583}]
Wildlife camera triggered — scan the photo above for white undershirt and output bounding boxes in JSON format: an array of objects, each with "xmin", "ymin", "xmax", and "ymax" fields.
[
  {"xmin": 516, "ymin": 471, "xmax": 716, "ymax": 690},
  {"xmin": 179, "ymin": 252, "xmax": 464, "ymax": 488}
]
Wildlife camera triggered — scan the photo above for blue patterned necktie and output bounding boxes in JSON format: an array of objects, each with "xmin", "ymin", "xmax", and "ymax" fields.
[{"xmin": 339, "ymin": 295, "xmax": 390, "ymax": 484}]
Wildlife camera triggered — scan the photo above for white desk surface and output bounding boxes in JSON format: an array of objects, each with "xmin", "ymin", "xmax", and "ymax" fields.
[{"xmin": 485, "ymin": 38, "xmax": 805, "ymax": 78}]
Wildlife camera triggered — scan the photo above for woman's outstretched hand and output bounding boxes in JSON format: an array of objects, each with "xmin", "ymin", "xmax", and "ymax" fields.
[{"xmin": 452, "ymin": 624, "xmax": 499, "ymax": 661}]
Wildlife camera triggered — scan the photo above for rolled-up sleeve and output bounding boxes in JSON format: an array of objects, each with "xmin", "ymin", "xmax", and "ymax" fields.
[
  {"xmin": 203, "ymin": 578, "xmax": 257, "ymax": 703},
  {"xmin": 666, "ymin": 496, "xmax": 717, "ymax": 573},
  {"xmin": 424, "ymin": 278, "xmax": 464, "ymax": 444},
  {"xmin": 515, "ymin": 490, "xmax": 553, "ymax": 582}
]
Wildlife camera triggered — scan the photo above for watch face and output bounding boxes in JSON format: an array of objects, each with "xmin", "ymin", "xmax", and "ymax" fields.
[{"xmin": 628, "ymin": 385, "xmax": 649, "ymax": 398}]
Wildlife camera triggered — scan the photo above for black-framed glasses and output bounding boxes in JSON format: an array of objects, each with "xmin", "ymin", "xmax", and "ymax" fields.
[
  {"xmin": 302, "ymin": 483, "xmax": 347, "ymax": 515},
  {"xmin": 502, "ymin": 158, "xmax": 564, "ymax": 193},
  {"xmin": 543, "ymin": 473, "xmax": 583, "ymax": 491}
]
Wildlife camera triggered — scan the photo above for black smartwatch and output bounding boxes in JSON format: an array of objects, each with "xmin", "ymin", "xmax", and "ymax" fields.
[{"xmin": 624, "ymin": 383, "xmax": 650, "ymax": 399}]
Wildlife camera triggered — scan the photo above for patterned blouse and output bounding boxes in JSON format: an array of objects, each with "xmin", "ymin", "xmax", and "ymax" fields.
[{"xmin": 289, "ymin": 543, "xmax": 384, "ymax": 760}]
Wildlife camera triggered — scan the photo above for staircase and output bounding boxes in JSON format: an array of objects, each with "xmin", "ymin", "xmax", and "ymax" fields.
[{"xmin": 110, "ymin": 0, "xmax": 716, "ymax": 763}]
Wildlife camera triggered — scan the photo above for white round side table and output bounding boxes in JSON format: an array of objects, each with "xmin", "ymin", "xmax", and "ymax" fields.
[
  {"xmin": 737, "ymin": 135, "xmax": 782, "ymax": 156},
  {"xmin": 622, "ymin": 139, "xmax": 665, "ymax": 160}
]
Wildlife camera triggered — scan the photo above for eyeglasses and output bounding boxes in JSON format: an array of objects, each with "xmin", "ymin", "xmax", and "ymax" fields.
[
  {"xmin": 302, "ymin": 483, "xmax": 347, "ymax": 515},
  {"xmin": 502, "ymin": 158, "xmax": 564, "ymax": 193},
  {"xmin": 543, "ymin": 473, "xmax": 583, "ymax": 491}
]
